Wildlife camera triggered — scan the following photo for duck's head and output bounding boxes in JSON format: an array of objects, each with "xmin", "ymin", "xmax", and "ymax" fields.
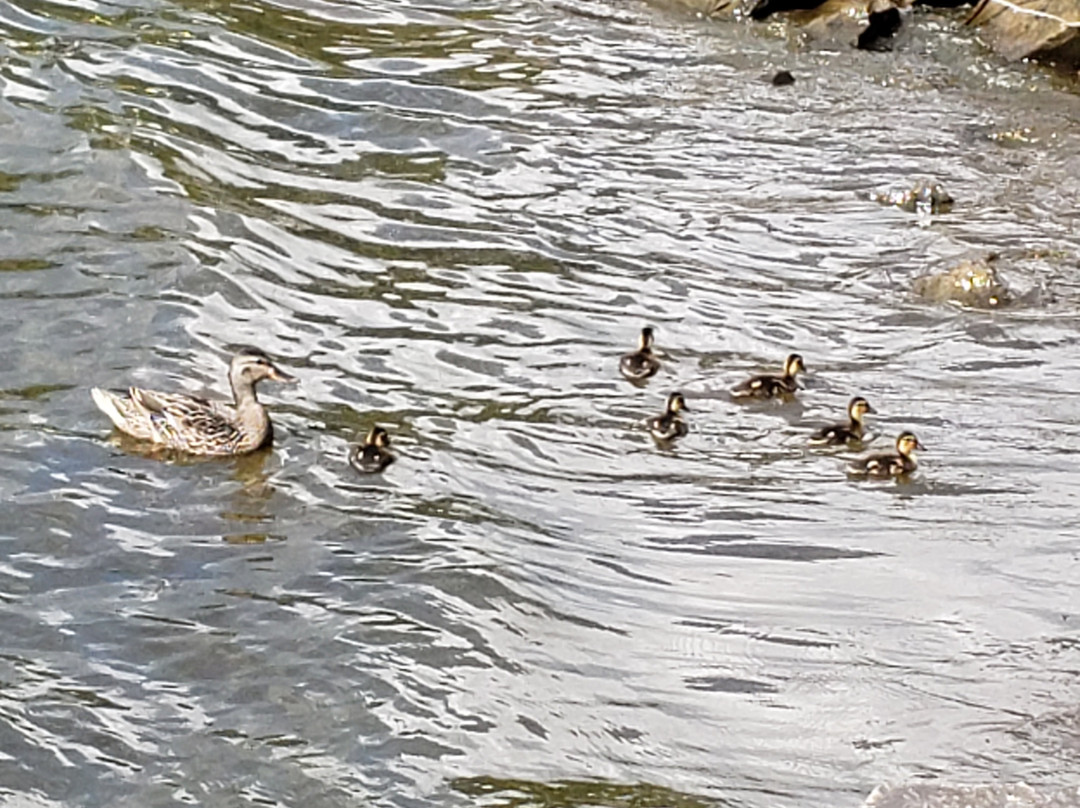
[
  {"xmin": 639, "ymin": 326, "xmax": 656, "ymax": 351},
  {"xmin": 365, "ymin": 425, "xmax": 391, "ymax": 448},
  {"xmin": 784, "ymin": 353, "xmax": 806, "ymax": 377},
  {"xmin": 667, "ymin": 391, "xmax": 689, "ymax": 413},
  {"xmin": 896, "ymin": 432, "xmax": 924, "ymax": 455},
  {"xmin": 849, "ymin": 396, "xmax": 875, "ymax": 421},
  {"xmin": 230, "ymin": 347, "xmax": 298, "ymax": 387}
]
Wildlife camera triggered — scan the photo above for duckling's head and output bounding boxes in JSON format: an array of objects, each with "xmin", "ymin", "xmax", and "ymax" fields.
[
  {"xmin": 667, "ymin": 391, "xmax": 689, "ymax": 413},
  {"xmin": 365, "ymin": 425, "xmax": 391, "ymax": 448},
  {"xmin": 230, "ymin": 347, "xmax": 297, "ymax": 387},
  {"xmin": 639, "ymin": 326, "xmax": 656, "ymax": 351},
  {"xmin": 849, "ymin": 396, "xmax": 875, "ymax": 420},
  {"xmin": 784, "ymin": 353, "xmax": 806, "ymax": 377},
  {"xmin": 896, "ymin": 431, "xmax": 923, "ymax": 455}
]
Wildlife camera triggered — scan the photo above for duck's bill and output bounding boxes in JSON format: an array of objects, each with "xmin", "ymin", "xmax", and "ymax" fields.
[{"xmin": 270, "ymin": 367, "xmax": 299, "ymax": 383}]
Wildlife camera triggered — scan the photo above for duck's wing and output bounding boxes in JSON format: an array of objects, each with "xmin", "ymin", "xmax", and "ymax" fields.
[
  {"xmin": 351, "ymin": 445, "xmax": 394, "ymax": 473},
  {"xmin": 809, "ymin": 423, "xmax": 851, "ymax": 445},
  {"xmin": 620, "ymin": 352, "xmax": 659, "ymax": 380},
  {"xmin": 732, "ymin": 374, "xmax": 769, "ymax": 397},
  {"xmin": 734, "ymin": 374, "xmax": 788, "ymax": 398},
  {"xmin": 91, "ymin": 387, "xmax": 157, "ymax": 441},
  {"xmin": 850, "ymin": 452, "xmax": 904, "ymax": 476},
  {"xmin": 130, "ymin": 388, "xmax": 242, "ymax": 454},
  {"xmin": 649, "ymin": 414, "xmax": 688, "ymax": 440}
]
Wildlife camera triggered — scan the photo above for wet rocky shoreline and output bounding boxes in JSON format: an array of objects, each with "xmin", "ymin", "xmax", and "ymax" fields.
[{"xmin": 648, "ymin": 0, "xmax": 1080, "ymax": 72}]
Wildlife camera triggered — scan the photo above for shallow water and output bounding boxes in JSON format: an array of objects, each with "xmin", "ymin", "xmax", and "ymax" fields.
[{"xmin": 1, "ymin": 1, "xmax": 1079, "ymax": 806}]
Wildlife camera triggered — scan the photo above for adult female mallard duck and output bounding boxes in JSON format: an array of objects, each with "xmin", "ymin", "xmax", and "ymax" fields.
[
  {"xmin": 732, "ymin": 353, "xmax": 806, "ymax": 400},
  {"xmin": 349, "ymin": 425, "xmax": 395, "ymax": 474},
  {"xmin": 847, "ymin": 431, "xmax": 924, "ymax": 477},
  {"xmin": 620, "ymin": 326, "xmax": 661, "ymax": 382},
  {"xmin": 809, "ymin": 396, "xmax": 875, "ymax": 447},
  {"xmin": 649, "ymin": 392, "xmax": 690, "ymax": 442},
  {"xmin": 90, "ymin": 347, "xmax": 296, "ymax": 456}
]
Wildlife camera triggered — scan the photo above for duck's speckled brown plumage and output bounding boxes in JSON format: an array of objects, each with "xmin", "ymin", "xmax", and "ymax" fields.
[{"xmin": 90, "ymin": 347, "xmax": 296, "ymax": 456}]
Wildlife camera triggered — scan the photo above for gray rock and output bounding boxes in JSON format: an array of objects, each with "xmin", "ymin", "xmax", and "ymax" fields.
[
  {"xmin": 967, "ymin": 0, "xmax": 1080, "ymax": 64},
  {"xmin": 871, "ymin": 179, "xmax": 954, "ymax": 214},
  {"xmin": 912, "ymin": 255, "xmax": 1011, "ymax": 309}
]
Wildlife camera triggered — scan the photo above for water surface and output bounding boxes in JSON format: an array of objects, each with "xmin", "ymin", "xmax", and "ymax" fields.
[{"xmin": 1, "ymin": 1, "xmax": 1079, "ymax": 806}]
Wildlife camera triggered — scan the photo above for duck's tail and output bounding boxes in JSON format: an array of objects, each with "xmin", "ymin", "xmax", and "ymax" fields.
[{"xmin": 90, "ymin": 387, "xmax": 129, "ymax": 429}]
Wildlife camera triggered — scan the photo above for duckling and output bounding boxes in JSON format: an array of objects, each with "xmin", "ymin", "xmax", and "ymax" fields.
[
  {"xmin": 620, "ymin": 326, "xmax": 661, "ymax": 382},
  {"xmin": 847, "ymin": 431, "xmax": 923, "ymax": 477},
  {"xmin": 732, "ymin": 353, "xmax": 806, "ymax": 399},
  {"xmin": 649, "ymin": 392, "xmax": 690, "ymax": 442},
  {"xmin": 90, "ymin": 347, "xmax": 296, "ymax": 456},
  {"xmin": 349, "ymin": 425, "xmax": 395, "ymax": 474},
  {"xmin": 809, "ymin": 396, "xmax": 875, "ymax": 447}
]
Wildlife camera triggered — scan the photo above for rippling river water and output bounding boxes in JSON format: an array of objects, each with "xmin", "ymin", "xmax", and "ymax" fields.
[{"xmin": 2, "ymin": 1, "xmax": 1079, "ymax": 806}]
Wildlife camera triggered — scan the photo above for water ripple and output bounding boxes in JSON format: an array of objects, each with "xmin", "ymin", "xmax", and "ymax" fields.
[{"xmin": 1, "ymin": 0, "xmax": 1079, "ymax": 806}]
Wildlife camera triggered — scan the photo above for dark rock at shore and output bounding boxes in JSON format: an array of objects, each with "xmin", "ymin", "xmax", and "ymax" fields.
[
  {"xmin": 750, "ymin": 0, "xmax": 831, "ymax": 20},
  {"xmin": 858, "ymin": 5, "xmax": 904, "ymax": 49},
  {"xmin": 651, "ymin": 0, "xmax": 1080, "ymax": 71},
  {"xmin": 749, "ymin": 0, "xmax": 917, "ymax": 49}
]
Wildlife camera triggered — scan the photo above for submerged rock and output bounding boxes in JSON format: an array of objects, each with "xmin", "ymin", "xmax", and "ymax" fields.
[
  {"xmin": 871, "ymin": 179, "xmax": 954, "ymax": 214},
  {"xmin": 912, "ymin": 254, "xmax": 1011, "ymax": 308},
  {"xmin": 644, "ymin": 0, "xmax": 737, "ymax": 16},
  {"xmin": 967, "ymin": 0, "xmax": 1080, "ymax": 65}
]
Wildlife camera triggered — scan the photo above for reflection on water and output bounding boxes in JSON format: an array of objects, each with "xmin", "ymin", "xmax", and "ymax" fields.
[{"xmin": 1, "ymin": 0, "xmax": 1079, "ymax": 806}]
